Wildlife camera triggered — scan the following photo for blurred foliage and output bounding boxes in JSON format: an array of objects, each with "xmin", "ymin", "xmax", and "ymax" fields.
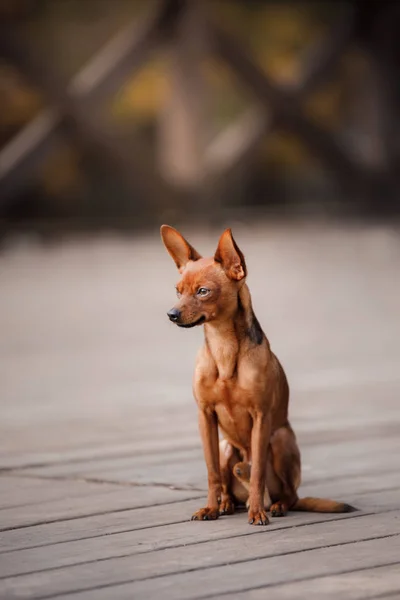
[
  {"xmin": 39, "ymin": 142, "xmax": 83, "ymax": 198},
  {"xmin": 0, "ymin": 62, "xmax": 43, "ymax": 144},
  {"xmin": 261, "ymin": 130, "xmax": 314, "ymax": 169},
  {"xmin": 213, "ymin": 1, "xmax": 326, "ymax": 85},
  {"xmin": 303, "ymin": 48, "xmax": 370, "ymax": 132},
  {"xmin": 111, "ymin": 58, "xmax": 168, "ymax": 126},
  {"xmin": 202, "ymin": 59, "xmax": 253, "ymax": 130},
  {"xmin": 19, "ymin": 0, "xmax": 147, "ymax": 79}
]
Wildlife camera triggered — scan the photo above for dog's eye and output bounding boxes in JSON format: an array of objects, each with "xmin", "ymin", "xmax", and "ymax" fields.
[
  {"xmin": 176, "ymin": 289, "xmax": 182, "ymax": 298},
  {"xmin": 197, "ymin": 287, "xmax": 210, "ymax": 297}
]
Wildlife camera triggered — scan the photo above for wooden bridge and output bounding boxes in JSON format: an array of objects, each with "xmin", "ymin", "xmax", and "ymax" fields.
[{"xmin": 1, "ymin": 222, "xmax": 399, "ymax": 598}]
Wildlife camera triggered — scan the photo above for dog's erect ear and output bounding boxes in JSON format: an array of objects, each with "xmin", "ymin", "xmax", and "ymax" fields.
[
  {"xmin": 160, "ymin": 225, "xmax": 202, "ymax": 272},
  {"xmin": 214, "ymin": 229, "xmax": 246, "ymax": 281}
]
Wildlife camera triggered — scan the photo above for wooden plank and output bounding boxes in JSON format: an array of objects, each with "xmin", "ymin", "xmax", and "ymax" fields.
[
  {"xmin": 13, "ymin": 434, "xmax": 400, "ymax": 493},
  {"xmin": 2, "ymin": 402, "xmax": 399, "ymax": 473},
  {"xmin": 17, "ymin": 457, "xmax": 207, "ymax": 491},
  {"xmin": 127, "ymin": 537, "xmax": 400, "ymax": 600},
  {"xmin": 13, "ymin": 446, "xmax": 205, "ymax": 481},
  {"xmin": 231, "ymin": 563, "xmax": 400, "ymax": 600},
  {"xmin": 0, "ymin": 476, "xmax": 137, "ymax": 510},
  {"xmin": 0, "ymin": 486, "xmax": 202, "ymax": 531},
  {"xmin": 1, "ymin": 378, "xmax": 398, "ymax": 472},
  {"xmin": 300, "ymin": 472, "xmax": 400, "ymax": 501},
  {"xmin": 0, "ymin": 492, "xmax": 398, "ymax": 580},
  {"xmin": 1, "ymin": 228, "xmax": 399, "ymax": 465},
  {"xmin": 0, "ymin": 435, "xmax": 199, "ymax": 470},
  {"xmin": 1, "ymin": 517, "xmax": 399, "ymax": 599},
  {"xmin": 122, "ymin": 512, "xmax": 400, "ymax": 585},
  {"xmin": 0, "ymin": 497, "xmax": 206, "ymax": 554},
  {"xmin": 2, "ymin": 404, "xmax": 397, "ymax": 470},
  {"xmin": 1, "ymin": 469, "xmax": 399, "ymax": 555},
  {"xmin": 2, "ymin": 414, "xmax": 398, "ymax": 478},
  {"xmin": 0, "ymin": 228, "xmax": 398, "ymax": 600},
  {"xmin": 299, "ymin": 435, "xmax": 400, "ymax": 484}
]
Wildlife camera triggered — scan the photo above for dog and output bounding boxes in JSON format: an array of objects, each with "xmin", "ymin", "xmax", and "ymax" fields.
[{"xmin": 161, "ymin": 225, "xmax": 355, "ymax": 525}]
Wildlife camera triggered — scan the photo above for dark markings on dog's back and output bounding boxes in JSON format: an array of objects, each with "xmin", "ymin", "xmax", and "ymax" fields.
[
  {"xmin": 247, "ymin": 311, "xmax": 264, "ymax": 345},
  {"xmin": 237, "ymin": 294, "xmax": 264, "ymax": 345}
]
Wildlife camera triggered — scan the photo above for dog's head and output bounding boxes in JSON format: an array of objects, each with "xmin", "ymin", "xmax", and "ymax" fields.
[{"xmin": 160, "ymin": 225, "xmax": 247, "ymax": 328}]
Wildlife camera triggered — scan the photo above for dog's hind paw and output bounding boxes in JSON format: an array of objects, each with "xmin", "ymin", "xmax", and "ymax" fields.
[
  {"xmin": 191, "ymin": 507, "xmax": 219, "ymax": 521},
  {"xmin": 233, "ymin": 461, "xmax": 251, "ymax": 483},
  {"xmin": 219, "ymin": 497, "xmax": 235, "ymax": 516},
  {"xmin": 270, "ymin": 501, "xmax": 288, "ymax": 517}
]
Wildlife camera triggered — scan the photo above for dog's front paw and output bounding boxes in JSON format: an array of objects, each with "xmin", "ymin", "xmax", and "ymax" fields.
[
  {"xmin": 191, "ymin": 506, "xmax": 220, "ymax": 521},
  {"xmin": 219, "ymin": 496, "xmax": 235, "ymax": 516},
  {"xmin": 270, "ymin": 501, "xmax": 288, "ymax": 517},
  {"xmin": 248, "ymin": 506, "xmax": 269, "ymax": 526}
]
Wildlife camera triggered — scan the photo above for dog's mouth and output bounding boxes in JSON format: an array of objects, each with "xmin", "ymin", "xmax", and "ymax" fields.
[{"xmin": 176, "ymin": 315, "xmax": 206, "ymax": 328}]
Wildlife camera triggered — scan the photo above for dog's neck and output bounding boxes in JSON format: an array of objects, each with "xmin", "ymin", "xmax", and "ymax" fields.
[
  {"xmin": 204, "ymin": 284, "xmax": 264, "ymax": 380},
  {"xmin": 204, "ymin": 316, "xmax": 239, "ymax": 380}
]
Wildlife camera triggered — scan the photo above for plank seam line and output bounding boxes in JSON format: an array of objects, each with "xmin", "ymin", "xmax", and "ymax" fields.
[
  {"xmin": 300, "ymin": 465, "xmax": 400, "ymax": 486},
  {"xmin": 126, "ymin": 507, "xmax": 400, "ymax": 558},
  {"xmin": 4, "ymin": 463, "xmax": 399, "ymax": 491},
  {"xmin": 0, "ymin": 471, "xmax": 205, "ymax": 492},
  {"xmin": 0, "ymin": 495, "xmax": 205, "ymax": 533},
  {"xmin": 0, "ymin": 485, "xmax": 200, "ymax": 514},
  {"xmin": 197, "ymin": 559, "xmax": 400, "ymax": 600},
  {"xmin": 0, "ymin": 442, "xmax": 202, "ymax": 473},
  {"xmin": 31, "ymin": 553, "xmax": 400, "ymax": 600},
  {"xmin": 1, "ymin": 505, "xmax": 399, "ymax": 557},
  {"xmin": 2, "ymin": 423, "xmax": 400, "ymax": 474},
  {"xmin": 99, "ymin": 532, "xmax": 400, "ymax": 585},
  {"xmin": 0, "ymin": 517, "xmax": 188, "ymax": 556},
  {"xmin": 0, "ymin": 506, "xmax": 381, "ymax": 558},
  {"xmin": 3, "ymin": 526, "xmax": 400, "ymax": 585},
  {"xmin": 2, "ymin": 423, "xmax": 399, "ymax": 474},
  {"xmin": 1, "ymin": 480, "xmax": 399, "ymax": 522}
]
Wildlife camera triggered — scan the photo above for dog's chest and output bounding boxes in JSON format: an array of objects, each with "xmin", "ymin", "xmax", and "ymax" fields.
[
  {"xmin": 198, "ymin": 377, "xmax": 253, "ymax": 449},
  {"xmin": 215, "ymin": 387, "xmax": 252, "ymax": 448}
]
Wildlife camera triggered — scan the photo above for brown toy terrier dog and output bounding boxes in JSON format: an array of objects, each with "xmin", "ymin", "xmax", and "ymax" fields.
[{"xmin": 161, "ymin": 225, "xmax": 355, "ymax": 525}]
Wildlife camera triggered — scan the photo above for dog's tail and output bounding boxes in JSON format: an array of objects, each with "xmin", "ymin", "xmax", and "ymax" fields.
[{"xmin": 292, "ymin": 497, "xmax": 357, "ymax": 513}]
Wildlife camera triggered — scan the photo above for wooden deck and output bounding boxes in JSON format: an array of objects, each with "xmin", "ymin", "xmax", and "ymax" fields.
[{"xmin": 1, "ymin": 221, "xmax": 400, "ymax": 599}]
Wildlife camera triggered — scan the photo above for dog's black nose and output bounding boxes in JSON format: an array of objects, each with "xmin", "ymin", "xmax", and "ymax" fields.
[{"xmin": 167, "ymin": 308, "xmax": 181, "ymax": 322}]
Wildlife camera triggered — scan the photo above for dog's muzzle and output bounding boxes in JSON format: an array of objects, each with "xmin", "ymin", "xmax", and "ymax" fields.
[
  {"xmin": 167, "ymin": 309, "xmax": 205, "ymax": 328},
  {"xmin": 167, "ymin": 308, "xmax": 181, "ymax": 322}
]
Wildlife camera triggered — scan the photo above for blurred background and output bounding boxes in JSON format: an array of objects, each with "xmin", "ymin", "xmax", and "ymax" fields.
[
  {"xmin": 1, "ymin": 0, "xmax": 399, "ymax": 239},
  {"xmin": 1, "ymin": 0, "xmax": 400, "ymax": 495}
]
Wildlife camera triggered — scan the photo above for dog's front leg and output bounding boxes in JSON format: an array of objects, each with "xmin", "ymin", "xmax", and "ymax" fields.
[
  {"xmin": 191, "ymin": 407, "xmax": 221, "ymax": 521},
  {"xmin": 248, "ymin": 413, "xmax": 271, "ymax": 525}
]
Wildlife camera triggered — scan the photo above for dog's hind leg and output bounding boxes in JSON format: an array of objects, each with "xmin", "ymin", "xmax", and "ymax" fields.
[
  {"xmin": 219, "ymin": 439, "xmax": 237, "ymax": 514},
  {"xmin": 269, "ymin": 425, "xmax": 301, "ymax": 516},
  {"xmin": 219, "ymin": 439, "xmax": 241, "ymax": 514}
]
